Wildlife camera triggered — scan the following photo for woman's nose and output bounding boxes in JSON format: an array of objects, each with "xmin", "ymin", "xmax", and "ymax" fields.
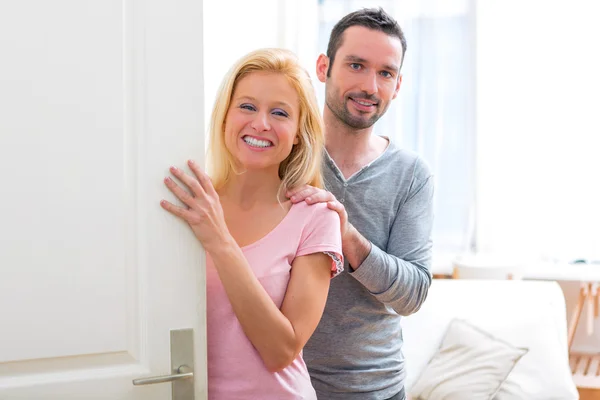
[{"xmin": 250, "ymin": 112, "xmax": 271, "ymax": 132}]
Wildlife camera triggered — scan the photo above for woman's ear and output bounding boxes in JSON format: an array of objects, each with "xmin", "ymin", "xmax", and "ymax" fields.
[{"xmin": 293, "ymin": 135, "xmax": 299, "ymax": 145}]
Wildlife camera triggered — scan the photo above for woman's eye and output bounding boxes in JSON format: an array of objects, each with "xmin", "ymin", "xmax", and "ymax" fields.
[
  {"xmin": 240, "ymin": 103, "xmax": 256, "ymax": 111},
  {"xmin": 272, "ymin": 109, "xmax": 289, "ymax": 118}
]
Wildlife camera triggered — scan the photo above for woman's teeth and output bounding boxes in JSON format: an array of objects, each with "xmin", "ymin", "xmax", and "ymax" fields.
[{"xmin": 243, "ymin": 136, "xmax": 273, "ymax": 148}]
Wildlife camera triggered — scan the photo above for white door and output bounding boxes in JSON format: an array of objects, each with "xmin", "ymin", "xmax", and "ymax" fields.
[{"xmin": 0, "ymin": 1, "xmax": 207, "ymax": 399}]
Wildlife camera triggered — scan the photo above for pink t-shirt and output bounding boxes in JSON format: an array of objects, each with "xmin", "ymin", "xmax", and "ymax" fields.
[{"xmin": 206, "ymin": 201, "xmax": 343, "ymax": 400}]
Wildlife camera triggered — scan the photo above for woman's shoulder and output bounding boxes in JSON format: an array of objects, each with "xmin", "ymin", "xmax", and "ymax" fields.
[
  {"xmin": 290, "ymin": 200, "xmax": 336, "ymax": 218},
  {"xmin": 289, "ymin": 201, "xmax": 340, "ymax": 230},
  {"xmin": 292, "ymin": 201, "xmax": 342, "ymax": 263}
]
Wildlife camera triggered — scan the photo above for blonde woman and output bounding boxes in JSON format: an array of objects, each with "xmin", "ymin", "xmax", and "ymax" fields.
[{"xmin": 160, "ymin": 48, "xmax": 343, "ymax": 399}]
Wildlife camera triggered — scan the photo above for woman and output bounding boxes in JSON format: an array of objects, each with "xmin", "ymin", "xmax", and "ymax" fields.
[{"xmin": 160, "ymin": 48, "xmax": 343, "ymax": 399}]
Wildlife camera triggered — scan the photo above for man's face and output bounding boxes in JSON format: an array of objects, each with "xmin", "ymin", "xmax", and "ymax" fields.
[{"xmin": 317, "ymin": 26, "xmax": 403, "ymax": 130}]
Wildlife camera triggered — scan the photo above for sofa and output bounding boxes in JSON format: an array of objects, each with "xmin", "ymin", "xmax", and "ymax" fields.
[{"xmin": 401, "ymin": 279, "xmax": 580, "ymax": 399}]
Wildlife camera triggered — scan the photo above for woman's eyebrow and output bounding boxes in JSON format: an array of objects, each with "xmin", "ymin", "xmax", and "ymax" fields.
[{"xmin": 235, "ymin": 95, "xmax": 293, "ymax": 112}]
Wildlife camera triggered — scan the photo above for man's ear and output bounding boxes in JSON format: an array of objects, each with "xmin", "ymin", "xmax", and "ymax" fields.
[
  {"xmin": 392, "ymin": 74, "xmax": 403, "ymax": 100},
  {"xmin": 316, "ymin": 54, "xmax": 329, "ymax": 83}
]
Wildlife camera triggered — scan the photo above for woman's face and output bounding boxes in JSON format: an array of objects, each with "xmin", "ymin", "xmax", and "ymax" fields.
[{"xmin": 224, "ymin": 71, "xmax": 300, "ymax": 174}]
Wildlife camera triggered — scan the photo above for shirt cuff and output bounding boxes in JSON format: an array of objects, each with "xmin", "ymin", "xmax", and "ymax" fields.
[{"xmin": 348, "ymin": 243, "xmax": 389, "ymax": 294}]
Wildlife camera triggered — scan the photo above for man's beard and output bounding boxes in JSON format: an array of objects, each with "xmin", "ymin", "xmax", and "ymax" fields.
[{"xmin": 326, "ymin": 91, "xmax": 384, "ymax": 130}]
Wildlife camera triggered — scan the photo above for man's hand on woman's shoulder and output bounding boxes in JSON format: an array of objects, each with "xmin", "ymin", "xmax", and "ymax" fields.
[{"xmin": 286, "ymin": 185, "xmax": 350, "ymax": 241}]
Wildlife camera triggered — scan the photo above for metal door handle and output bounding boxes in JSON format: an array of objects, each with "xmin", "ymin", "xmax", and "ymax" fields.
[
  {"xmin": 132, "ymin": 328, "xmax": 195, "ymax": 399},
  {"xmin": 132, "ymin": 365, "xmax": 193, "ymax": 386}
]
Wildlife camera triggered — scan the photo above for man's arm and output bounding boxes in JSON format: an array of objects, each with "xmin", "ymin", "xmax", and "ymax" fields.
[
  {"xmin": 340, "ymin": 223, "xmax": 372, "ymax": 270},
  {"xmin": 344, "ymin": 172, "xmax": 434, "ymax": 316},
  {"xmin": 288, "ymin": 162, "xmax": 434, "ymax": 316},
  {"xmin": 288, "ymin": 168, "xmax": 434, "ymax": 316}
]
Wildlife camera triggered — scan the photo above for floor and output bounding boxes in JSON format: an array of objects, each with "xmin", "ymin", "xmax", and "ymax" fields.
[
  {"xmin": 571, "ymin": 353, "xmax": 600, "ymax": 391},
  {"xmin": 579, "ymin": 388, "xmax": 600, "ymax": 400}
]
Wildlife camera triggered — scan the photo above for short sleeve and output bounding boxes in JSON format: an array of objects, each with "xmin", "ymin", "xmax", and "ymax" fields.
[{"xmin": 296, "ymin": 203, "xmax": 344, "ymax": 277}]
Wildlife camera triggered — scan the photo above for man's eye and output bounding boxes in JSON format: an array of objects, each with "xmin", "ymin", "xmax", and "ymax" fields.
[
  {"xmin": 380, "ymin": 71, "xmax": 393, "ymax": 78},
  {"xmin": 350, "ymin": 63, "xmax": 362, "ymax": 70},
  {"xmin": 240, "ymin": 104, "xmax": 256, "ymax": 111}
]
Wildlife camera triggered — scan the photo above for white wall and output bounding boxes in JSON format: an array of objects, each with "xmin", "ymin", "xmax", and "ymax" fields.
[
  {"xmin": 476, "ymin": 0, "xmax": 600, "ymax": 262},
  {"xmin": 476, "ymin": 0, "xmax": 600, "ymax": 352},
  {"xmin": 203, "ymin": 0, "xmax": 278, "ymax": 131}
]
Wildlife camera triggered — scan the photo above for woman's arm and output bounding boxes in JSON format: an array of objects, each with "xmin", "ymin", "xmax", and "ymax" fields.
[
  {"xmin": 160, "ymin": 160, "xmax": 335, "ymax": 372},
  {"xmin": 210, "ymin": 242, "xmax": 332, "ymax": 372}
]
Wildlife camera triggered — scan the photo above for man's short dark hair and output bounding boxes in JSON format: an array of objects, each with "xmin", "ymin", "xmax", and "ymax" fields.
[{"xmin": 326, "ymin": 7, "xmax": 407, "ymax": 77}]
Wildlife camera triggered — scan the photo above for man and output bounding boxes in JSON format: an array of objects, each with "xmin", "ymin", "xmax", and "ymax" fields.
[{"xmin": 287, "ymin": 8, "xmax": 434, "ymax": 400}]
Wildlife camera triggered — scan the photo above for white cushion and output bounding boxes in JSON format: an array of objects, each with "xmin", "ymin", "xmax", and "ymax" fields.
[
  {"xmin": 402, "ymin": 280, "xmax": 578, "ymax": 400},
  {"xmin": 409, "ymin": 319, "xmax": 527, "ymax": 399}
]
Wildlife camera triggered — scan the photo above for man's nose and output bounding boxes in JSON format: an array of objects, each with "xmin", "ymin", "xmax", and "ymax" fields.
[
  {"xmin": 251, "ymin": 112, "xmax": 271, "ymax": 132},
  {"xmin": 359, "ymin": 71, "xmax": 378, "ymax": 95}
]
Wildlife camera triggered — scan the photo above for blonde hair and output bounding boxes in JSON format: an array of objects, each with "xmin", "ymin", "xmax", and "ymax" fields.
[{"xmin": 207, "ymin": 48, "xmax": 324, "ymax": 195}]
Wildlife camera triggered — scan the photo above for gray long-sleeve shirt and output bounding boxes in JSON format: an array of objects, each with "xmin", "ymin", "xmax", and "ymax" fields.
[{"xmin": 304, "ymin": 140, "xmax": 434, "ymax": 400}]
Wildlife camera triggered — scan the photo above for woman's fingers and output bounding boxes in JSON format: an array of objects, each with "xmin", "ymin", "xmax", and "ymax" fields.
[
  {"xmin": 164, "ymin": 176, "xmax": 197, "ymax": 209},
  {"xmin": 169, "ymin": 165, "xmax": 205, "ymax": 197},
  {"xmin": 160, "ymin": 199, "xmax": 193, "ymax": 221},
  {"xmin": 187, "ymin": 159, "xmax": 217, "ymax": 196}
]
